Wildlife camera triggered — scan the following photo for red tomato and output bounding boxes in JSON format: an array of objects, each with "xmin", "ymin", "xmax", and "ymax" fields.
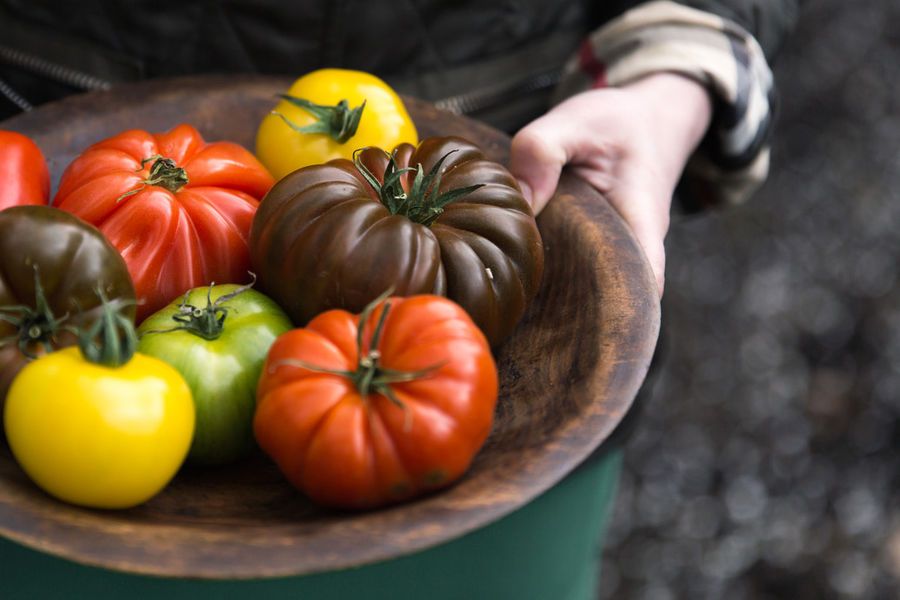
[
  {"xmin": 254, "ymin": 295, "xmax": 498, "ymax": 510},
  {"xmin": 53, "ymin": 124, "xmax": 274, "ymax": 321},
  {"xmin": 0, "ymin": 130, "xmax": 49, "ymax": 209}
]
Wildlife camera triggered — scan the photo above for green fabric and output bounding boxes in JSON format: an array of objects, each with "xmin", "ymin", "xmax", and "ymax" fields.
[{"xmin": 0, "ymin": 450, "xmax": 621, "ymax": 600}]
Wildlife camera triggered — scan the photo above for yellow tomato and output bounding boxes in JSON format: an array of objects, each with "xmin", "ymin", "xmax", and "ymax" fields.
[
  {"xmin": 255, "ymin": 68, "xmax": 418, "ymax": 180},
  {"xmin": 4, "ymin": 346, "xmax": 194, "ymax": 509}
]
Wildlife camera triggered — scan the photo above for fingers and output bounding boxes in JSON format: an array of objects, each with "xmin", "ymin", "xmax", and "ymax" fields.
[
  {"xmin": 615, "ymin": 196, "xmax": 668, "ymax": 297},
  {"xmin": 634, "ymin": 221, "xmax": 667, "ymax": 297},
  {"xmin": 509, "ymin": 117, "xmax": 569, "ymax": 215},
  {"xmin": 574, "ymin": 163, "xmax": 670, "ymax": 297},
  {"xmin": 510, "ymin": 85, "xmax": 679, "ymax": 297}
]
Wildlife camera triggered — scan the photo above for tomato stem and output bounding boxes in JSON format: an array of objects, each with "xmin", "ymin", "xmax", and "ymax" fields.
[
  {"xmin": 353, "ymin": 149, "xmax": 483, "ymax": 227},
  {"xmin": 356, "ymin": 297, "xmax": 391, "ymax": 397},
  {"xmin": 116, "ymin": 155, "xmax": 189, "ymax": 202},
  {"xmin": 0, "ymin": 266, "xmax": 69, "ymax": 358},
  {"xmin": 140, "ymin": 275, "xmax": 257, "ymax": 341},
  {"xmin": 269, "ymin": 290, "xmax": 444, "ymax": 426},
  {"xmin": 75, "ymin": 288, "xmax": 137, "ymax": 367},
  {"xmin": 142, "ymin": 155, "xmax": 189, "ymax": 193},
  {"xmin": 273, "ymin": 95, "xmax": 366, "ymax": 144}
]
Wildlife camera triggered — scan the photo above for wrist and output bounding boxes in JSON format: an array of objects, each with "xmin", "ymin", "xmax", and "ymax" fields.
[{"xmin": 624, "ymin": 72, "xmax": 713, "ymax": 165}]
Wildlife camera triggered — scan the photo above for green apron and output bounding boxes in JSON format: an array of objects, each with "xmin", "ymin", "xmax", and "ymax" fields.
[{"xmin": 0, "ymin": 449, "xmax": 621, "ymax": 600}]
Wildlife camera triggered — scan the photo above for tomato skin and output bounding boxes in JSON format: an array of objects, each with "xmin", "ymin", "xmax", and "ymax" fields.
[
  {"xmin": 137, "ymin": 284, "xmax": 293, "ymax": 466},
  {"xmin": 255, "ymin": 69, "xmax": 418, "ymax": 180},
  {"xmin": 53, "ymin": 124, "xmax": 275, "ymax": 322},
  {"xmin": 254, "ymin": 295, "xmax": 498, "ymax": 510},
  {"xmin": 4, "ymin": 347, "xmax": 194, "ymax": 509},
  {"xmin": 0, "ymin": 131, "xmax": 49, "ymax": 210},
  {"xmin": 251, "ymin": 136, "xmax": 544, "ymax": 346},
  {"xmin": 0, "ymin": 206, "xmax": 135, "ymax": 405}
]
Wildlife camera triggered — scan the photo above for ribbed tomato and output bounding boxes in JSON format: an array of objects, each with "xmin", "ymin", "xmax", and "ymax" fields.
[
  {"xmin": 250, "ymin": 136, "xmax": 544, "ymax": 346},
  {"xmin": 53, "ymin": 124, "xmax": 274, "ymax": 321},
  {"xmin": 254, "ymin": 294, "xmax": 498, "ymax": 509}
]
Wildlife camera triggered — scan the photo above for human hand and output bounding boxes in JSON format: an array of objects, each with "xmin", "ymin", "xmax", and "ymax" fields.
[{"xmin": 509, "ymin": 73, "xmax": 713, "ymax": 296}]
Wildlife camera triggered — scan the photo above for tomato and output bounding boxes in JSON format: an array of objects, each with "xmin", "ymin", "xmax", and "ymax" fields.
[
  {"xmin": 254, "ymin": 294, "xmax": 498, "ymax": 510},
  {"xmin": 53, "ymin": 123, "xmax": 275, "ymax": 322},
  {"xmin": 0, "ymin": 206, "xmax": 135, "ymax": 406},
  {"xmin": 4, "ymin": 301, "xmax": 194, "ymax": 509},
  {"xmin": 0, "ymin": 130, "xmax": 49, "ymax": 210},
  {"xmin": 137, "ymin": 282, "xmax": 292, "ymax": 466},
  {"xmin": 255, "ymin": 69, "xmax": 418, "ymax": 180},
  {"xmin": 250, "ymin": 136, "xmax": 544, "ymax": 346}
]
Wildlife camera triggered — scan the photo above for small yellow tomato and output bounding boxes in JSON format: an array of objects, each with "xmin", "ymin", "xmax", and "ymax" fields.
[
  {"xmin": 4, "ymin": 346, "xmax": 194, "ymax": 509},
  {"xmin": 255, "ymin": 68, "xmax": 418, "ymax": 179}
]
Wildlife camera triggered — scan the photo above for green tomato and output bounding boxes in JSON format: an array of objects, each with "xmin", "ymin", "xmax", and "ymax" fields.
[{"xmin": 137, "ymin": 282, "xmax": 292, "ymax": 466}]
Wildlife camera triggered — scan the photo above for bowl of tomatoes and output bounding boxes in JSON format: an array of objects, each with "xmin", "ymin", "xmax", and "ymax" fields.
[{"xmin": 0, "ymin": 75, "xmax": 659, "ymax": 578}]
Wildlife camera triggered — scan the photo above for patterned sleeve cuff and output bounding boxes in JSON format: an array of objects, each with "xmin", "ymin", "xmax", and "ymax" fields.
[{"xmin": 554, "ymin": 0, "xmax": 775, "ymax": 208}]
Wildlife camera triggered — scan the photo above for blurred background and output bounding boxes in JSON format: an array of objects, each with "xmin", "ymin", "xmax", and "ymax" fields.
[{"xmin": 599, "ymin": 1, "xmax": 900, "ymax": 598}]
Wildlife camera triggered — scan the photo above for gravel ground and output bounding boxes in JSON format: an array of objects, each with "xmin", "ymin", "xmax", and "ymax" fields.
[{"xmin": 599, "ymin": 1, "xmax": 900, "ymax": 598}]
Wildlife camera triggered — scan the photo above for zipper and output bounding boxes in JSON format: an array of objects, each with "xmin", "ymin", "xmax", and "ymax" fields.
[
  {"xmin": 0, "ymin": 76, "xmax": 32, "ymax": 112},
  {"xmin": 434, "ymin": 68, "xmax": 563, "ymax": 116},
  {"xmin": 0, "ymin": 44, "xmax": 112, "ymax": 91}
]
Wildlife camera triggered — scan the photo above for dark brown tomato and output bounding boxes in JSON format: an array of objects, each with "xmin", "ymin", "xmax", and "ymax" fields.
[
  {"xmin": 250, "ymin": 136, "xmax": 543, "ymax": 346},
  {"xmin": 0, "ymin": 206, "xmax": 136, "ymax": 404}
]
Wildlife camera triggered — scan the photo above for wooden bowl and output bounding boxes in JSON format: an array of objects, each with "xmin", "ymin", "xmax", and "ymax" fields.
[{"xmin": 0, "ymin": 75, "xmax": 660, "ymax": 579}]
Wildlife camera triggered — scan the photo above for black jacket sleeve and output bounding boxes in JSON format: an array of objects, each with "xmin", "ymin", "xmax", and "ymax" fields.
[{"xmin": 675, "ymin": 0, "xmax": 799, "ymax": 59}]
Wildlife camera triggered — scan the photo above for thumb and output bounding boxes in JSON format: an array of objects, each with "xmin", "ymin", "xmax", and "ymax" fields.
[
  {"xmin": 509, "ymin": 119, "xmax": 569, "ymax": 215},
  {"xmin": 589, "ymin": 166, "xmax": 670, "ymax": 297},
  {"xmin": 631, "ymin": 221, "xmax": 667, "ymax": 297}
]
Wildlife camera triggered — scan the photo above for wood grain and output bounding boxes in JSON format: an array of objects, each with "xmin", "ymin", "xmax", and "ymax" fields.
[{"xmin": 0, "ymin": 75, "xmax": 660, "ymax": 578}]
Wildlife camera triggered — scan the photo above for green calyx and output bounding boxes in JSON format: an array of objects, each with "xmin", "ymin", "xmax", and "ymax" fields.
[
  {"xmin": 272, "ymin": 289, "xmax": 444, "ymax": 421},
  {"xmin": 140, "ymin": 275, "xmax": 256, "ymax": 341},
  {"xmin": 118, "ymin": 154, "xmax": 189, "ymax": 202},
  {"xmin": 0, "ymin": 266, "xmax": 68, "ymax": 358},
  {"xmin": 0, "ymin": 267, "xmax": 136, "ymax": 367},
  {"xmin": 141, "ymin": 155, "xmax": 189, "ymax": 192},
  {"xmin": 354, "ymin": 149, "xmax": 483, "ymax": 227},
  {"xmin": 273, "ymin": 95, "xmax": 366, "ymax": 144},
  {"xmin": 76, "ymin": 288, "xmax": 138, "ymax": 368}
]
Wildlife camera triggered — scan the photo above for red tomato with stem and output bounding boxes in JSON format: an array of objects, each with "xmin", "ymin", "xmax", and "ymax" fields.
[
  {"xmin": 254, "ymin": 293, "xmax": 498, "ymax": 510},
  {"xmin": 0, "ymin": 130, "xmax": 49, "ymax": 209},
  {"xmin": 53, "ymin": 124, "xmax": 274, "ymax": 321}
]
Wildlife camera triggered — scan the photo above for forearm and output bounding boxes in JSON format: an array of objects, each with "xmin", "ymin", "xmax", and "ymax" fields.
[
  {"xmin": 509, "ymin": 0, "xmax": 797, "ymax": 294},
  {"xmin": 554, "ymin": 0, "xmax": 783, "ymax": 207}
]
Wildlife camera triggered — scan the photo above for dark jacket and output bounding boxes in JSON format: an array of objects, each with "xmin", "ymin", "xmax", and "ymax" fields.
[{"xmin": 0, "ymin": 1, "xmax": 797, "ymax": 128}]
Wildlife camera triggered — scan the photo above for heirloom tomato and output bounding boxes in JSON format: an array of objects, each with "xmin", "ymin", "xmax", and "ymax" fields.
[
  {"xmin": 255, "ymin": 69, "xmax": 418, "ymax": 179},
  {"xmin": 0, "ymin": 130, "xmax": 49, "ymax": 209},
  {"xmin": 254, "ymin": 294, "xmax": 498, "ymax": 510},
  {"xmin": 251, "ymin": 136, "xmax": 544, "ymax": 346},
  {"xmin": 0, "ymin": 206, "xmax": 135, "ymax": 406},
  {"xmin": 5, "ymin": 299, "xmax": 194, "ymax": 509},
  {"xmin": 53, "ymin": 124, "xmax": 274, "ymax": 321},
  {"xmin": 138, "ymin": 281, "xmax": 292, "ymax": 466}
]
